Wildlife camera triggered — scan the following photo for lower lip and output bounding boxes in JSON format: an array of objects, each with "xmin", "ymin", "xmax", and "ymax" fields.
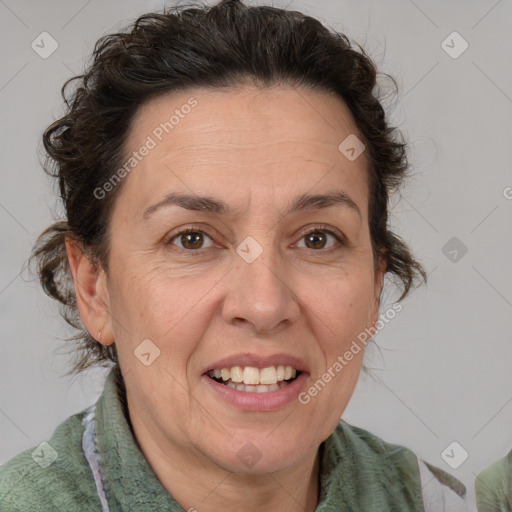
[{"xmin": 201, "ymin": 373, "xmax": 308, "ymax": 411}]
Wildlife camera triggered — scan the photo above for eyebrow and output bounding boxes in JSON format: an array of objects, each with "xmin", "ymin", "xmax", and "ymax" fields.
[{"xmin": 142, "ymin": 190, "xmax": 362, "ymax": 221}]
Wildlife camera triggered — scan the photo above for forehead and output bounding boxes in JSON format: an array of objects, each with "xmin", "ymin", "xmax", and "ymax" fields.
[
  {"xmin": 127, "ymin": 85, "xmax": 360, "ymax": 156},
  {"xmin": 117, "ymin": 85, "xmax": 369, "ymax": 219}
]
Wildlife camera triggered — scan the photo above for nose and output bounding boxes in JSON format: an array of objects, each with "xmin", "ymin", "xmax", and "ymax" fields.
[{"xmin": 221, "ymin": 243, "xmax": 301, "ymax": 336}]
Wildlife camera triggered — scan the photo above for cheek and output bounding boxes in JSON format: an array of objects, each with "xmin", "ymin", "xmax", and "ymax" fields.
[
  {"xmin": 309, "ymin": 270, "xmax": 373, "ymax": 370},
  {"xmin": 111, "ymin": 266, "xmax": 185, "ymax": 328},
  {"xmin": 309, "ymin": 273, "xmax": 375, "ymax": 341},
  {"xmin": 108, "ymin": 265, "xmax": 217, "ymax": 363}
]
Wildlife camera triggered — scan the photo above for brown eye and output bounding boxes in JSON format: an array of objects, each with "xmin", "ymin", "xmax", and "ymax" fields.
[
  {"xmin": 167, "ymin": 229, "xmax": 215, "ymax": 251},
  {"xmin": 297, "ymin": 228, "xmax": 344, "ymax": 251},
  {"xmin": 180, "ymin": 231, "xmax": 204, "ymax": 249},
  {"xmin": 304, "ymin": 231, "xmax": 327, "ymax": 249}
]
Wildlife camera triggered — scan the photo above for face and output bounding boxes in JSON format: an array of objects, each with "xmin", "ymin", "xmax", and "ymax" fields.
[{"xmin": 75, "ymin": 84, "xmax": 384, "ymax": 475}]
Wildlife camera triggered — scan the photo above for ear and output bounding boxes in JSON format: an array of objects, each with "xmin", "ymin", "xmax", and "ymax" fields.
[
  {"xmin": 65, "ymin": 238, "xmax": 114, "ymax": 346},
  {"xmin": 368, "ymin": 252, "xmax": 387, "ymax": 329}
]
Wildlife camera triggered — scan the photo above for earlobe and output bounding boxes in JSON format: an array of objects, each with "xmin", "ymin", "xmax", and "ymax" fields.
[{"xmin": 64, "ymin": 238, "xmax": 115, "ymax": 346}]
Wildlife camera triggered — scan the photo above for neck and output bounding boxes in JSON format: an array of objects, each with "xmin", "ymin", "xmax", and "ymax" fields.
[
  {"xmin": 136, "ymin": 423, "xmax": 321, "ymax": 512},
  {"xmin": 123, "ymin": 401, "xmax": 320, "ymax": 509}
]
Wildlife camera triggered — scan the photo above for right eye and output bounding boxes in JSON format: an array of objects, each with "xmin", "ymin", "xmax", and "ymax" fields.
[{"xmin": 165, "ymin": 228, "xmax": 216, "ymax": 251}]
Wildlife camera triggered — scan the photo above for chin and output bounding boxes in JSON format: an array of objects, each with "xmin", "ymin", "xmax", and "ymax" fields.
[{"xmin": 200, "ymin": 429, "xmax": 318, "ymax": 475}]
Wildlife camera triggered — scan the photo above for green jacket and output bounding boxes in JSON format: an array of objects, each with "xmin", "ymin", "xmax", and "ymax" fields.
[
  {"xmin": 1, "ymin": 367, "xmax": 470, "ymax": 511},
  {"xmin": 476, "ymin": 450, "xmax": 512, "ymax": 511}
]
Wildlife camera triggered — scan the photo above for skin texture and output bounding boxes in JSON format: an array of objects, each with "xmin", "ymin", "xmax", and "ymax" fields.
[{"xmin": 66, "ymin": 84, "xmax": 385, "ymax": 512}]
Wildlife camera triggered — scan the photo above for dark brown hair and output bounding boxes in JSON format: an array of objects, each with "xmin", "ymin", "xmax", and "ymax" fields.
[{"xmin": 32, "ymin": 0, "xmax": 426, "ymax": 375}]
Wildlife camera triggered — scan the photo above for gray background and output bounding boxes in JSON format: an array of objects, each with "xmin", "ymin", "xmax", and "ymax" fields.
[{"xmin": 1, "ymin": 0, "xmax": 511, "ymax": 505}]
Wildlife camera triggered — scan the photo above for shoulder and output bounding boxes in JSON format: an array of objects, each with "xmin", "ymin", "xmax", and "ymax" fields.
[
  {"xmin": 0, "ymin": 410, "xmax": 100, "ymax": 511},
  {"xmin": 334, "ymin": 420, "xmax": 422, "ymax": 467},
  {"xmin": 475, "ymin": 450, "xmax": 512, "ymax": 512},
  {"xmin": 331, "ymin": 421, "xmax": 472, "ymax": 511}
]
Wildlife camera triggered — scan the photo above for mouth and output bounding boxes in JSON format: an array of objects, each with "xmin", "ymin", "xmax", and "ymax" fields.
[
  {"xmin": 202, "ymin": 353, "xmax": 309, "ymax": 410},
  {"xmin": 206, "ymin": 365, "xmax": 301, "ymax": 393}
]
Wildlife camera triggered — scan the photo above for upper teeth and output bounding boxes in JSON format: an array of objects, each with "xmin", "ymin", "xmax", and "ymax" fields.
[{"xmin": 209, "ymin": 365, "xmax": 297, "ymax": 386}]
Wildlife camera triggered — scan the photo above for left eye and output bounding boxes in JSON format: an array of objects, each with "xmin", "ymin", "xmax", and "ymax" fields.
[{"xmin": 295, "ymin": 229, "xmax": 343, "ymax": 250}]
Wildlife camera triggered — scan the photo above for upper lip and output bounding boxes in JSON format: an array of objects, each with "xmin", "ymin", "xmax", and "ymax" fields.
[{"xmin": 203, "ymin": 353, "xmax": 310, "ymax": 374}]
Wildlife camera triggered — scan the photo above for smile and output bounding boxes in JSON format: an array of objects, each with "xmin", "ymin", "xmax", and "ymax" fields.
[{"xmin": 207, "ymin": 365, "xmax": 300, "ymax": 393}]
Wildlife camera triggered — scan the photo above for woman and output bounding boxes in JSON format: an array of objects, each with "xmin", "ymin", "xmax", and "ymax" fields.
[{"xmin": 0, "ymin": 0, "xmax": 473, "ymax": 510}]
